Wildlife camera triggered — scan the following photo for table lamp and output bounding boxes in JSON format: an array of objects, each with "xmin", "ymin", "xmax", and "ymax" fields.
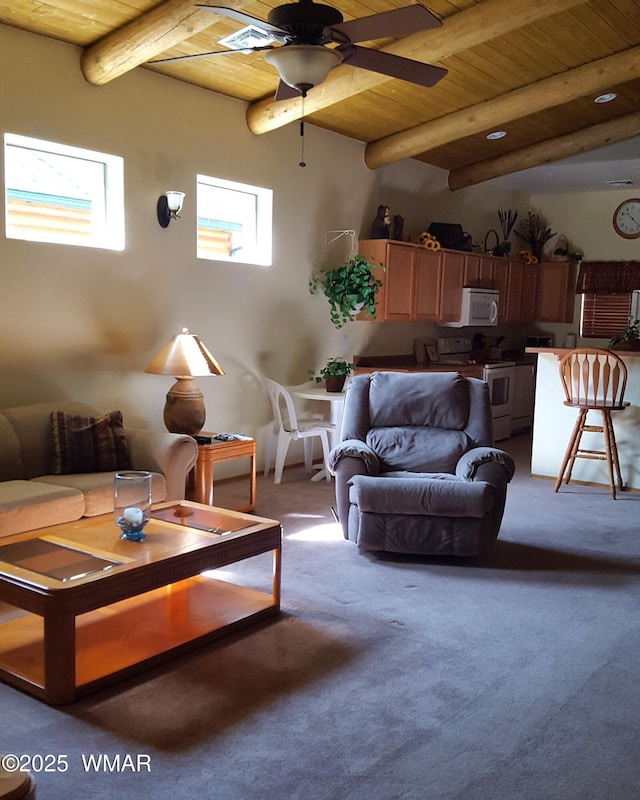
[{"xmin": 144, "ymin": 328, "xmax": 224, "ymax": 435}]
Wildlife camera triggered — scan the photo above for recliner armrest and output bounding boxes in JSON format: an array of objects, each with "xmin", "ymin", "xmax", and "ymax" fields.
[
  {"xmin": 328, "ymin": 439, "xmax": 379, "ymax": 475},
  {"xmin": 455, "ymin": 447, "xmax": 515, "ymax": 484}
]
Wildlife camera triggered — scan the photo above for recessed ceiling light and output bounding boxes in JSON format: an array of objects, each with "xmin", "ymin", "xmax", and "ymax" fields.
[
  {"xmin": 594, "ymin": 93, "xmax": 617, "ymax": 104},
  {"xmin": 486, "ymin": 130, "xmax": 507, "ymax": 140}
]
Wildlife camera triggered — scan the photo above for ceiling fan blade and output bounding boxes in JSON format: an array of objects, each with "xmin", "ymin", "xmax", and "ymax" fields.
[
  {"xmin": 337, "ymin": 44, "xmax": 447, "ymax": 88},
  {"xmin": 274, "ymin": 80, "xmax": 302, "ymax": 102},
  {"xmin": 195, "ymin": 4, "xmax": 288, "ymax": 37},
  {"xmin": 149, "ymin": 45, "xmax": 275, "ymax": 65},
  {"xmin": 330, "ymin": 4, "xmax": 441, "ymax": 44}
]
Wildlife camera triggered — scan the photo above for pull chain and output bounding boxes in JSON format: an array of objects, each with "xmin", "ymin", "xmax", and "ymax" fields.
[{"xmin": 299, "ymin": 93, "xmax": 306, "ymax": 168}]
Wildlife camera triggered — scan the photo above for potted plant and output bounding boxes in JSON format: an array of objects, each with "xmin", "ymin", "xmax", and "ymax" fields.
[
  {"xmin": 309, "ymin": 254, "xmax": 384, "ymax": 329},
  {"xmin": 608, "ymin": 317, "xmax": 640, "ymax": 351},
  {"xmin": 308, "ymin": 357, "xmax": 354, "ymax": 392},
  {"xmin": 515, "ymin": 209, "xmax": 556, "ymax": 263}
]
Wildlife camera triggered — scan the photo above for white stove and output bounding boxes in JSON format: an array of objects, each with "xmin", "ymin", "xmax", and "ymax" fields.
[{"xmin": 436, "ymin": 337, "xmax": 515, "ymax": 441}]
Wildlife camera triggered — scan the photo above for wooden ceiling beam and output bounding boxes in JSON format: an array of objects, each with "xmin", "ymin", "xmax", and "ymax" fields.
[
  {"xmin": 81, "ymin": 0, "xmax": 247, "ymax": 86},
  {"xmin": 447, "ymin": 111, "xmax": 640, "ymax": 190},
  {"xmin": 365, "ymin": 46, "xmax": 640, "ymax": 169},
  {"xmin": 245, "ymin": 0, "xmax": 587, "ymax": 135}
]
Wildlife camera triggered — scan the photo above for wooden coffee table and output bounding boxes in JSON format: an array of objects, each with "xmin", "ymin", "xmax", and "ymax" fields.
[{"xmin": 0, "ymin": 501, "xmax": 281, "ymax": 705}]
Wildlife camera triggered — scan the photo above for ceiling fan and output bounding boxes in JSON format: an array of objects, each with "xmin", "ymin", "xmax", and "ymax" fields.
[{"xmin": 149, "ymin": 0, "xmax": 448, "ymax": 101}]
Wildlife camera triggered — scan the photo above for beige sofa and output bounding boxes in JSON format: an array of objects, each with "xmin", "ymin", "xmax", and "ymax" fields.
[{"xmin": 0, "ymin": 401, "xmax": 198, "ymax": 538}]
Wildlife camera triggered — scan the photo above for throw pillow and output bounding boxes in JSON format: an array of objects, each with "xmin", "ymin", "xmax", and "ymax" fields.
[{"xmin": 50, "ymin": 409, "xmax": 132, "ymax": 475}]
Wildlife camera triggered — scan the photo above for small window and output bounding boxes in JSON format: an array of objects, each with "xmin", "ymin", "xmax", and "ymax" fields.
[
  {"xmin": 581, "ymin": 292, "xmax": 634, "ymax": 338},
  {"xmin": 197, "ymin": 174, "xmax": 272, "ymax": 266},
  {"xmin": 4, "ymin": 133, "xmax": 124, "ymax": 250}
]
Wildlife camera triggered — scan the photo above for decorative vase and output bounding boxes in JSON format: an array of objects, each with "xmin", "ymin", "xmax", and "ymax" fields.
[
  {"xmin": 114, "ymin": 471, "xmax": 152, "ymax": 541},
  {"xmin": 325, "ymin": 375, "xmax": 346, "ymax": 393}
]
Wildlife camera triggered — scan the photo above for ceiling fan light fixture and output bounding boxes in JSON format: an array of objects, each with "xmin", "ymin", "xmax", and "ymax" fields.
[
  {"xmin": 264, "ymin": 45, "xmax": 342, "ymax": 93},
  {"xmin": 218, "ymin": 25, "xmax": 281, "ymax": 50}
]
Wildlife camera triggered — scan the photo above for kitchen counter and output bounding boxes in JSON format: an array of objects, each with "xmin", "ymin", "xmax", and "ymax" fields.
[
  {"xmin": 353, "ymin": 354, "xmax": 483, "ymax": 378},
  {"xmin": 526, "ymin": 347, "xmax": 640, "ymax": 358},
  {"xmin": 526, "ymin": 348, "xmax": 640, "ymax": 491},
  {"xmin": 353, "ymin": 353, "xmax": 535, "ymax": 380}
]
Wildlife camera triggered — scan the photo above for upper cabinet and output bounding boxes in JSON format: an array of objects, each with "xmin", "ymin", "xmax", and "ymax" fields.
[
  {"xmin": 534, "ymin": 261, "xmax": 578, "ymax": 323},
  {"xmin": 357, "ymin": 240, "xmax": 416, "ymax": 321},
  {"xmin": 463, "ymin": 254, "xmax": 494, "ymax": 289},
  {"xmin": 357, "ymin": 241, "xmax": 576, "ymax": 325},
  {"xmin": 358, "ymin": 240, "xmax": 444, "ymax": 322}
]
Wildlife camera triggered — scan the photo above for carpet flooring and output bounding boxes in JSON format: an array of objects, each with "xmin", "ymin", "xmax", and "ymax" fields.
[{"xmin": 2, "ymin": 432, "xmax": 640, "ymax": 800}]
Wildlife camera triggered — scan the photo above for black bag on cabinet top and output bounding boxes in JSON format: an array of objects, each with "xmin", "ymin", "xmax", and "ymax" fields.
[{"xmin": 427, "ymin": 223, "xmax": 472, "ymax": 251}]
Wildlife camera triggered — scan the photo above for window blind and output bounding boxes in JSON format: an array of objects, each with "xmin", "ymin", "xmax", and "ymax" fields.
[{"xmin": 580, "ymin": 293, "xmax": 632, "ymax": 338}]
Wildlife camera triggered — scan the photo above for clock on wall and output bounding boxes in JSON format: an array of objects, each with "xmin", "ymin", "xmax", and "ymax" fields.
[{"xmin": 612, "ymin": 198, "xmax": 640, "ymax": 239}]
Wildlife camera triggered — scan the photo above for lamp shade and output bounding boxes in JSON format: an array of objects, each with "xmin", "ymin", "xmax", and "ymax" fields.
[
  {"xmin": 144, "ymin": 329, "xmax": 224, "ymax": 436},
  {"xmin": 144, "ymin": 329, "xmax": 224, "ymax": 378},
  {"xmin": 263, "ymin": 45, "xmax": 342, "ymax": 92},
  {"xmin": 165, "ymin": 191, "xmax": 185, "ymax": 213}
]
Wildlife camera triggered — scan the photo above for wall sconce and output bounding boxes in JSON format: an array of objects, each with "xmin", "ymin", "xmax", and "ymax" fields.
[{"xmin": 157, "ymin": 191, "xmax": 185, "ymax": 228}]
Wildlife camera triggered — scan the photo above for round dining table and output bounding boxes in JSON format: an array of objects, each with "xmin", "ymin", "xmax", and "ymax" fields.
[{"xmin": 293, "ymin": 385, "xmax": 347, "ymax": 481}]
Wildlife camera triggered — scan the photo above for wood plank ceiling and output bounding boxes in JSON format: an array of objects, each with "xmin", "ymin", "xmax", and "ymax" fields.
[{"xmin": 2, "ymin": 0, "xmax": 639, "ymax": 188}]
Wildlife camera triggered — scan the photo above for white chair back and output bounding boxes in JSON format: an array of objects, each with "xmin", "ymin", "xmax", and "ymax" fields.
[
  {"xmin": 263, "ymin": 378, "xmax": 333, "ymax": 484},
  {"xmin": 264, "ymin": 379, "xmax": 299, "ymax": 433}
]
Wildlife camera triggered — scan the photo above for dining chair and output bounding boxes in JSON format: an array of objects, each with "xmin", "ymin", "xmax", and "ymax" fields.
[
  {"xmin": 555, "ymin": 348, "xmax": 629, "ymax": 499},
  {"xmin": 263, "ymin": 379, "xmax": 335, "ymax": 484}
]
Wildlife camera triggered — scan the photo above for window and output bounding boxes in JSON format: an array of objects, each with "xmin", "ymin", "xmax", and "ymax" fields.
[
  {"xmin": 4, "ymin": 133, "xmax": 124, "ymax": 250},
  {"xmin": 581, "ymin": 291, "xmax": 639, "ymax": 338},
  {"xmin": 197, "ymin": 174, "xmax": 272, "ymax": 266}
]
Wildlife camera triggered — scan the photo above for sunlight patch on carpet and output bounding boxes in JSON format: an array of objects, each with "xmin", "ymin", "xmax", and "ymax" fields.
[{"xmin": 287, "ymin": 522, "xmax": 343, "ymax": 542}]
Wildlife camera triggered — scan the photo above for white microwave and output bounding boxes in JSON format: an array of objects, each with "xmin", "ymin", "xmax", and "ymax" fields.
[{"xmin": 441, "ymin": 288, "xmax": 499, "ymax": 327}]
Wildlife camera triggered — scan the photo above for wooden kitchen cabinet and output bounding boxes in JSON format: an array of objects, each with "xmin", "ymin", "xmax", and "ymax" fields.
[
  {"xmin": 358, "ymin": 240, "xmax": 441, "ymax": 322},
  {"xmin": 439, "ymin": 250, "xmax": 465, "ymax": 323},
  {"xmin": 379, "ymin": 242, "xmax": 415, "ymax": 321},
  {"xmin": 491, "ymin": 258, "xmax": 509, "ymax": 320},
  {"xmin": 504, "ymin": 260, "xmax": 524, "ymax": 321},
  {"xmin": 489, "ymin": 258, "xmax": 537, "ymax": 323},
  {"xmin": 415, "ymin": 248, "xmax": 442, "ymax": 321},
  {"xmin": 535, "ymin": 261, "xmax": 577, "ymax": 323},
  {"xmin": 519, "ymin": 262, "xmax": 537, "ymax": 323},
  {"xmin": 357, "ymin": 240, "xmax": 551, "ymax": 325},
  {"xmin": 463, "ymin": 253, "xmax": 494, "ymax": 289},
  {"xmin": 357, "ymin": 239, "xmax": 414, "ymax": 321}
]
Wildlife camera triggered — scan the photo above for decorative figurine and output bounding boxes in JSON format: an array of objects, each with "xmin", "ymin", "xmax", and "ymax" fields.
[
  {"xmin": 371, "ymin": 205, "xmax": 391, "ymax": 239},
  {"xmin": 392, "ymin": 214, "xmax": 404, "ymax": 241}
]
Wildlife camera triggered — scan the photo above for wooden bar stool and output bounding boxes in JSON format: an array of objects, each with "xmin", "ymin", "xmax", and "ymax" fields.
[{"xmin": 555, "ymin": 348, "xmax": 629, "ymax": 499}]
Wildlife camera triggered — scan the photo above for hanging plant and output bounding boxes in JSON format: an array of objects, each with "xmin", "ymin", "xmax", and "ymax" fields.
[{"xmin": 309, "ymin": 254, "xmax": 384, "ymax": 329}]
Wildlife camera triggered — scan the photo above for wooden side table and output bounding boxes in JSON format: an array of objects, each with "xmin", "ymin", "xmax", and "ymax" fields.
[{"xmin": 186, "ymin": 435, "xmax": 256, "ymax": 512}]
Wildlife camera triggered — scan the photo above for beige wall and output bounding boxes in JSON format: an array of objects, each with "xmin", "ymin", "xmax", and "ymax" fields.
[
  {"xmin": 530, "ymin": 190, "xmax": 640, "ymax": 348},
  {"xmin": 532, "ymin": 190, "xmax": 640, "ymax": 262},
  {"xmin": 0, "ymin": 24, "xmax": 536, "ymax": 474}
]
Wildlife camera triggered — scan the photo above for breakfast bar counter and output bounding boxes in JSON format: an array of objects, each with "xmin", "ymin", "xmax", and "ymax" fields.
[{"xmin": 525, "ymin": 348, "xmax": 640, "ymax": 491}]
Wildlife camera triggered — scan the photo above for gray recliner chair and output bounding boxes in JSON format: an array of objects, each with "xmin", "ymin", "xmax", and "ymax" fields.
[{"xmin": 328, "ymin": 372, "xmax": 515, "ymax": 557}]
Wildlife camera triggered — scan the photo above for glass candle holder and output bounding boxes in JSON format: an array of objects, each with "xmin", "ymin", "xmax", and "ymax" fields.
[{"xmin": 114, "ymin": 471, "xmax": 152, "ymax": 541}]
